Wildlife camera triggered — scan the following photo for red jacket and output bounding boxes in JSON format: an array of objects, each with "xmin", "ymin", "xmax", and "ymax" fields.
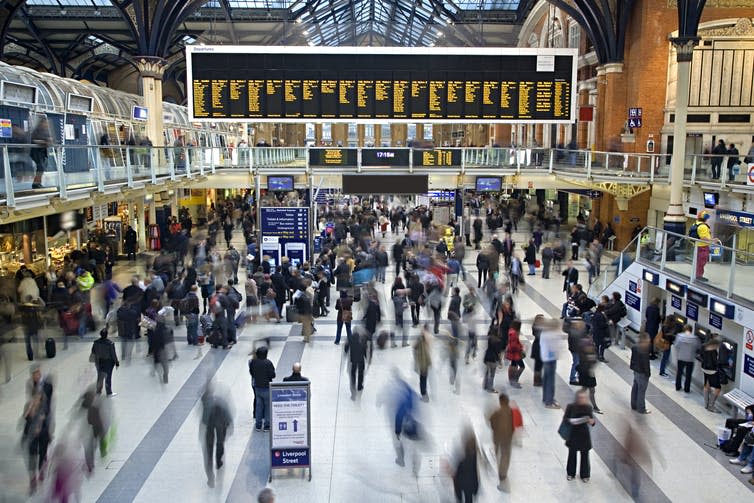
[{"xmin": 505, "ymin": 329, "xmax": 524, "ymax": 361}]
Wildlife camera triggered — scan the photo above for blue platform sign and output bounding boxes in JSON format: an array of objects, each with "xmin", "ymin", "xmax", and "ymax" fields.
[
  {"xmin": 709, "ymin": 312, "xmax": 723, "ymax": 330},
  {"xmin": 671, "ymin": 295, "xmax": 682, "ymax": 310},
  {"xmin": 260, "ymin": 207, "xmax": 310, "ymax": 266},
  {"xmin": 628, "ymin": 117, "xmax": 642, "ymax": 128},
  {"xmin": 628, "ymin": 280, "xmax": 638, "ymax": 293},
  {"xmin": 686, "ymin": 302, "xmax": 699, "ymax": 321},
  {"xmin": 270, "ymin": 382, "xmax": 311, "ymax": 479},
  {"xmin": 625, "ymin": 291, "xmax": 641, "ymax": 311},
  {"xmin": 629, "ymin": 108, "xmax": 643, "ymax": 118},
  {"xmin": 744, "ymin": 354, "xmax": 754, "ymax": 380}
]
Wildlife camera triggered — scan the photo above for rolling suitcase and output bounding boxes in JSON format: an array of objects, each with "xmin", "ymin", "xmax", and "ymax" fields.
[
  {"xmin": 285, "ymin": 305, "xmax": 299, "ymax": 323},
  {"xmin": 377, "ymin": 330, "xmax": 390, "ymax": 350},
  {"xmin": 61, "ymin": 310, "xmax": 80, "ymax": 336},
  {"xmin": 235, "ymin": 311, "xmax": 248, "ymax": 328},
  {"xmin": 45, "ymin": 337, "xmax": 56, "ymax": 358}
]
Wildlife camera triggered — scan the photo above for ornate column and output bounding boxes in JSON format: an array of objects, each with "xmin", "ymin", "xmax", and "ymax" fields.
[
  {"xmin": 136, "ymin": 198, "xmax": 147, "ymax": 253},
  {"xmin": 136, "ymin": 57, "xmax": 167, "ymax": 147},
  {"xmin": 664, "ymin": 37, "xmax": 699, "ymax": 234}
]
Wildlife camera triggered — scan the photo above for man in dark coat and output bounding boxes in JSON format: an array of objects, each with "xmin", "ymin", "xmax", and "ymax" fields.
[
  {"xmin": 91, "ymin": 329, "xmax": 119, "ymax": 396},
  {"xmin": 201, "ymin": 383, "xmax": 233, "ymax": 488},
  {"xmin": 644, "ymin": 297, "xmax": 662, "ymax": 359},
  {"xmin": 345, "ymin": 326, "xmax": 368, "ymax": 399}
]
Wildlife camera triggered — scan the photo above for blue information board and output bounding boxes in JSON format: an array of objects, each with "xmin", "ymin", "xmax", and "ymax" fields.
[
  {"xmin": 625, "ymin": 291, "xmax": 641, "ymax": 311},
  {"xmin": 260, "ymin": 207, "xmax": 310, "ymax": 266},
  {"xmin": 686, "ymin": 302, "xmax": 699, "ymax": 321},
  {"xmin": 671, "ymin": 295, "xmax": 682, "ymax": 310},
  {"xmin": 709, "ymin": 312, "xmax": 723, "ymax": 330}
]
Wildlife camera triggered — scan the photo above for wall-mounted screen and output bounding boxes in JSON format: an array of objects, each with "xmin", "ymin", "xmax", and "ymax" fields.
[
  {"xmin": 476, "ymin": 177, "xmax": 502, "ymax": 192},
  {"xmin": 267, "ymin": 175, "xmax": 294, "ymax": 191}
]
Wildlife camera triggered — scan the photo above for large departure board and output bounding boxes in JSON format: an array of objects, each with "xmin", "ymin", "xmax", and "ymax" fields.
[
  {"xmin": 187, "ymin": 46, "xmax": 577, "ymax": 123},
  {"xmin": 309, "ymin": 148, "xmax": 358, "ymax": 167}
]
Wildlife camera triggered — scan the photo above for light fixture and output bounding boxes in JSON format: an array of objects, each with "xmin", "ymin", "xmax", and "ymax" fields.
[
  {"xmin": 308, "ymin": 41, "xmax": 316, "ymax": 47},
  {"xmin": 60, "ymin": 8, "xmax": 67, "ymax": 15},
  {"xmin": 303, "ymin": 30, "xmax": 309, "ymax": 35}
]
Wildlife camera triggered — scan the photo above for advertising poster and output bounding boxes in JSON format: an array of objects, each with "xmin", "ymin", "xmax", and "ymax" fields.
[{"xmin": 743, "ymin": 327, "xmax": 754, "ymax": 396}]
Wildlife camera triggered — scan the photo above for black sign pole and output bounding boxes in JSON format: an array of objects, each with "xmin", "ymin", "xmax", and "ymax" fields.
[{"xmin": 256, "ymin": 173, "xmax": 262, "ymax": 263}]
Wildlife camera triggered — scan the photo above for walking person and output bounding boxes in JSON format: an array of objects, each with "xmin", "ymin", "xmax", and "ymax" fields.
[
  {"xmin": 462, "ymin": 288, "xmax": 479, "ymax": 364},
  {"xmin": 524, "ymin": 239, "xmax": 537, "ymax": 276},
  {"xmin": 19, "ymin": 295, "xmax": 44, "ymax": 361},
  {"xmin": 476, "ymin": 251, "xmax": 489, "ymax": 289},
  {"xmin": 710, "ymin": 139, "xmax": 726, "ymax": 179},
  {"xmin": 248, "ymin": 346, "xmax": 275, "ymax": 431},
  {"xmin": 22, "ymin": 386, "xmax": 53, "ymax": 495},
  {"xmin": 562, "ymin": 390, "xmax": 596, "ymax": 482},
  {"xmin": 452, "ymin": 427, "xmax": 480, "ymax": 502},
  {"xmin": 630, "ymin": 333, "xmax": 652, "ymax": 414},
  {"xmin": 345, "ymin": 326, "xmax": 368, "ymax": 400},
  {"xmin": 392, "ymin": 286, "xmax": 409, "ymax": 347},
  {"xmin": 414, "ymin": 325, "xmax": 432, "ymax": 401},
  {"xmin": 562, "ymin": 261, "xmax": 578, "ymax": 299},
  {"xmin": 408, "ymin": 274, "xmax": 424, "ymax": 327},
  {"xmin": 540, "ymin": 318, "xmax": 561, "ymax": 409},
  {"xmin": 531, "ymin": 314, "xmax": 544, "ymax": 386},
  {"xmin": 483, "ymin": 322, "xmax": 504, "ymax": 393},
  {"xmin": 91, "ymin": 329, "xmax": 119, "ymax": 397},
  {"xmin": 201, "ymin": 382, "xmax": 233, "ymax": 488},
  {"xmin": 591, "ymin": 305, "xmax": 611, "ymax": 363},
  {"xmin": 427, "ymin": 284, "xmax": 443, "ymax": 335},
  {"xmin": 541, "ymin": 244, "xmax": 553, "ymax": 279},
  {"xmin": 674, "ymin": 325, "xmax": 701, "ymax": 393},
  {"xmin": 577, "ymin": 336, "xmax": 602, "ymax": 413},
  {"xmin": 334, "ymin": 290, "xmax": 353, "ymax": 345},
  {"xmin": 505, "ymin": 320, "xmax": 525, "ymax": 388},
  {"xmin": 489, "ymin": 393, "xmax": 515, "ymax": 491}
]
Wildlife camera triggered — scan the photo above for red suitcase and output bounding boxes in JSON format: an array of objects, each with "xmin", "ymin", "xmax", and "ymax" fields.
[{"xmin": 60, "ymin": 310, "xmax": 80, "ymax": 336}]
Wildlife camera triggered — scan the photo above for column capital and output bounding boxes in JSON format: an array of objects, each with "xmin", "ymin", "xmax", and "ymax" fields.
[
  {"xmin": 669, "ymin": 36, "xmax": 700, "ymax": 62},
  {"xmin": 597, "ymin": 62, "xmax": 624, "ymax": 75},
  {"xmin": 135, "ymin": 56, "xmax": 167, "ymax": 79}
]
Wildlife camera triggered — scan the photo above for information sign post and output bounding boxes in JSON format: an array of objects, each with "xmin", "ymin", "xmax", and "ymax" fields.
[
  {"xmin": 269, "ymin": 382, "xmax": 311, "ymax": 482},
  {"xmin": 260, "ymin": 207, "xmax": 310, "ymax": 266}
]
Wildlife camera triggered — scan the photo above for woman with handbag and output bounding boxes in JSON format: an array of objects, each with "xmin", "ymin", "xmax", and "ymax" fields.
[
  {"xmin": 561, "ymin": 389, "xmax": 596, "ymax": 482},
  {"xmin": 657, "ymin": 316, "xmax": 677, "ymax": 377}
]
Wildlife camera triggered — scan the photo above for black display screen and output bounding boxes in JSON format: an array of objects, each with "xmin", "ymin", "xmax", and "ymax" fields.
[
  {"xmin": 308, "ymin": 148, "xmax": 358, "ymax": 167},
  {"xmin": 361, "ymin": 149, "xmax": 410, "ymax": 167},
  {"xmin": 342, "ymin": 175, "xmax": 428, "ymax": 194},
  {"xmin": 189, "ymin": 49, "xmax": 575, "ymax": 122},
  {"xmin": 412, "ymin": 149, "xmax": 462, "ymax": 167},
  {"xmin": 267, "ymin": 175, "xmax": 294, "ymax": 191},
  {"xmin": 476, "ymin": 177, "xmax": 502, "ymax": 191}
]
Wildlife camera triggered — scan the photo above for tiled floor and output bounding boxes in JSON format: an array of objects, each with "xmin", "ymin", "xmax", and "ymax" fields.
[{"xmin": 0, "ymin": 227, "xmax": 752, "ymax": 503}]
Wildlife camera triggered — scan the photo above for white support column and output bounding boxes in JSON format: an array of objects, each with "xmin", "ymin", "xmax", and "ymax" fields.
[{"xmin": 664, "ymin": 37, "xmax": 699, "ymax": 234}]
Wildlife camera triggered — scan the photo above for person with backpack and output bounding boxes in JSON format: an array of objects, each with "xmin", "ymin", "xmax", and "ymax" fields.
[
  {"xmin": 701, "ymin": 336, "xmax": 723, "ymax": 412},
  {"xmin": 689, "ymin": 211, "xmax": 716, "ymax": 282}
]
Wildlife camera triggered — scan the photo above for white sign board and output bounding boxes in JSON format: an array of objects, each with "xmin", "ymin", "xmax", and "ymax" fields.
[{"xmin": 742, "ymin": 327, "xmax": 754, "ymax": 397}]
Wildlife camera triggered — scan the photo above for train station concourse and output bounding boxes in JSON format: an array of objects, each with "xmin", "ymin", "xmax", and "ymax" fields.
[{"xmin": 1, "ymin": 1, "xmax": 754, "ymax": 502}]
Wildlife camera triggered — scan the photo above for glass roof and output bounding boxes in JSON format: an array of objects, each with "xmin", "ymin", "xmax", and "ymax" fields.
[
  {"xmin": 449, "ymin": 0, "xmax": 520, "ymax": 9},
  {"xmin": 298, "ymin": 0, "xmax": 454, "ymax": 47},
  {"xmin": 26, "ymin": 0, "xmax": 112, "ymax": 6}
]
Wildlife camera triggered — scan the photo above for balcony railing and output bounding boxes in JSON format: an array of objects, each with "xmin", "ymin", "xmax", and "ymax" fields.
[
  {"xmin": 0, "ymin": 144, "xmax": 750, "ymax": 207},
  {"xmin": 589, "ymin": 225, "xmax": 754, "ymax": 308}
]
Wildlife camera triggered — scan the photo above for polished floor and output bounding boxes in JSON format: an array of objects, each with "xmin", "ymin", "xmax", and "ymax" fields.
[{"xmin": 0, "ymin": 227, "xmax": 752, "ymax": 503}]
